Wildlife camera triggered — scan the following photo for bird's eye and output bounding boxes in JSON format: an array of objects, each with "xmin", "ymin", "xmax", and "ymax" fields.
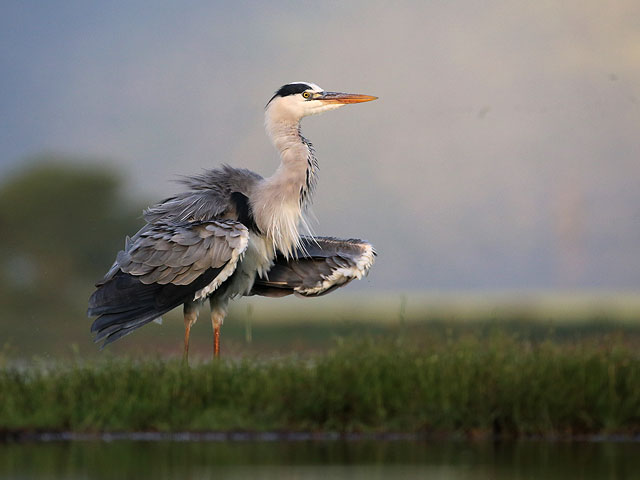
[{"xmin": 302, "ymin": 91, "xmax": 311, "ymax": 99}]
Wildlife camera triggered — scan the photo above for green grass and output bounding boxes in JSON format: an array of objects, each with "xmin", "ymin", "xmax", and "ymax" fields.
[{"xmin": 2, "ymin": 334, "xmax": 639, "ymax": 437}]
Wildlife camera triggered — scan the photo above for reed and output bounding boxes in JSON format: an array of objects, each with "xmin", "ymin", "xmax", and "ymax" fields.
[{"xmin": 1, "ymin": 334, "xmax": 638, "ymax": 436}]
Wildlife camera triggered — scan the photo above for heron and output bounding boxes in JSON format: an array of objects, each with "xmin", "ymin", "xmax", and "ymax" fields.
[{"xmin": 88, "ymin": 82, "xmax": 377, "ymax": 360}]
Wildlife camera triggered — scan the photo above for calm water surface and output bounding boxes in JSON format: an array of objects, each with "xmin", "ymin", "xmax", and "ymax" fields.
[{"xmin": 1, "ymin": 439, "xmax": 638, "ymax": 479}]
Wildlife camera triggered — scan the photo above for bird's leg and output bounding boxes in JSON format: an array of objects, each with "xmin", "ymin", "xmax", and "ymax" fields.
[
  {"xmin": 209, "ymin": 298, "xmax": 228, "ymax": 360},
  {"xmin": 183, "ymin": 302, "xmax": 199, "ymax": 364},
  {"xmin": 213, "ymin": 320, "xmax": 220, "ymax": 358},
  {"xmin": 211, "ymin": 310, "xmax": 224, "ymax": 359}
]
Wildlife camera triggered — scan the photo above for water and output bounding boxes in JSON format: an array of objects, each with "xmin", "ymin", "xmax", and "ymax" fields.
[{"xmin": 1, "ymin": 439, "xmax": 638, "ymax": 479}]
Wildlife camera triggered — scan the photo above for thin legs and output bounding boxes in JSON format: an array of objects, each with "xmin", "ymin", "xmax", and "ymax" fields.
[
  {"xmin": 213, "ymin": 321, "xmax": 220, "ymax": 357},
  {"xmin": 183, "ymin": 301, "xmax": 198, "ymax": 363},
  {"xmin": 210, "ymin": 298, "xmax": 227, "ymax": 360},
  {"xmin": 182, "ymin": 299, "xmax": 227, "ymax": 362}
]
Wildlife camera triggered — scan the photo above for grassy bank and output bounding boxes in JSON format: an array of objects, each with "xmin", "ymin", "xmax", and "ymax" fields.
[{"xmin": 2, "ymin": 335, "xmax": 639, "ymax": 437}]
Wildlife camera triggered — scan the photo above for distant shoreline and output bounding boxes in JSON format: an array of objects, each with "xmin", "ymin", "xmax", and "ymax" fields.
[{"xmin": 3, "ymin": 430, "xmax": 640, "ymax": 444}]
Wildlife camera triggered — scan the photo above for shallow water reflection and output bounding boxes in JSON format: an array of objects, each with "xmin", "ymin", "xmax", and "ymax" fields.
[{"xmin": 1, "ymin": 439, "xmax": 638, "ymax": 479}]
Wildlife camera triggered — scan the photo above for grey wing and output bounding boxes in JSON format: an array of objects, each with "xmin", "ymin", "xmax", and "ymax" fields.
[
  {"xmin": 249, "ymin": 236, "xmax": 376, "ymax": 298},
  {"xmin": 117, "ymin": 220, "xmax": 248, "ymax": 292},
  {"xmin": 88, "ymin": 220, "xmax": 249, "ymax": 346},
  {"xmin": 98, "ymin": 165, "xmax": 261, "ymax": 285},
  {"xmin": 143, "ymin": 165, "xmax": 262, "ymax": 223}
]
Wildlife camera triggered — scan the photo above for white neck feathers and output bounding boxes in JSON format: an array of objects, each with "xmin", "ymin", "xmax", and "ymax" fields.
[{"xmin": 251, "ymin": 111, "xmax": 316, "ymax": 258}]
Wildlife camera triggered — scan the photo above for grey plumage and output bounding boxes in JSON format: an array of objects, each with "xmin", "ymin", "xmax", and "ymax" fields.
[
  {"xmin": 144, "ymin": 165, "xmax": 262, "ymax": 223},
  {"xmin": 89, "ymin": 218, "xmax": 249, "ymax": 346},
  {"xmin": 250, "ymin": 237, "xmax": 376, "ymax": 298},
  {"xmin": 88, "ymin": 82, "xmax": 377, "ymax": 357}
]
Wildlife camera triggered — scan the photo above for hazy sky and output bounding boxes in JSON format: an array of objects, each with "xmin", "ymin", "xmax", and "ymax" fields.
[{"xmin": 2, "ymin": 0, "xmax": 640, "ymax": 291}]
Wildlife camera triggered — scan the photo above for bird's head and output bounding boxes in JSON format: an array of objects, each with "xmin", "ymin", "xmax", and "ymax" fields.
[{"xmin": 265, "ymin": 82, "xmax": 377, "ymax": 123}]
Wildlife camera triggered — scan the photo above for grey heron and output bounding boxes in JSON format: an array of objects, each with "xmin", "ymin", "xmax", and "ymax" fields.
[{"xmin": 88, "ymin": 82, "xmax": 377, "ymax": 360}]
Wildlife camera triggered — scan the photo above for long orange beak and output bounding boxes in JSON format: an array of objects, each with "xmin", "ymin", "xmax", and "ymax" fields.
[{"xmin": 317, "ymin": 92, "xmax": 378, "ymax": 104}]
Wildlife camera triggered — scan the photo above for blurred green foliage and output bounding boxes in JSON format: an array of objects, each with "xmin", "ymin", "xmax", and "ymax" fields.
[{"xmin": 0, "ymin": 156, "xmax": 145, "ymax": 325}]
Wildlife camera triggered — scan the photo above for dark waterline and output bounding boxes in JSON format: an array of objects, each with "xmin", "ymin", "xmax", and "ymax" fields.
[{"xmin": 1, "ymin": 439, "xmax": 639, "ymax": 480}]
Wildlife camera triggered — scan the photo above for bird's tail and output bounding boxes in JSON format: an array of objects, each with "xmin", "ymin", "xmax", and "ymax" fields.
[
  {"xmin": 88, "ymin": 265, "xmax": 222, "ymax": 348},
  {"xmin": 88, "ymin": 272, "xmax": 178, "ymax": 348}
]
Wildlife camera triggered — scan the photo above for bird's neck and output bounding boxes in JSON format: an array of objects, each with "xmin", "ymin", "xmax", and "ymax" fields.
[
  {"xmin": 268, "ymin": 120, "xmax": 318, "ymax": 208},
  {"xmin": 252, "ymin": 119, "xmax": 318, "ymax": 258}
]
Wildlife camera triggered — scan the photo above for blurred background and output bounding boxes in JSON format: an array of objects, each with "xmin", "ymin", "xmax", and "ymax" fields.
[{"xmin": 1, "ymin": 0, "xmax": 639, "ymax": 358}]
